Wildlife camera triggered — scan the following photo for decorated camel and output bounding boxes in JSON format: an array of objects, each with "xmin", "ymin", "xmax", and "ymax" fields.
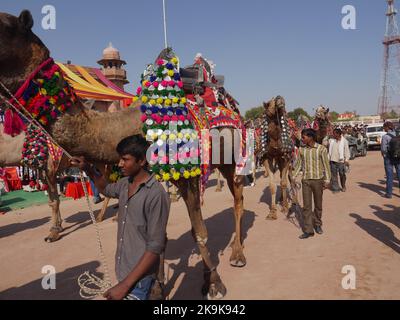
[
  {"xmin": 312, "ymin": 105, "xmax": 332, "ymax": 145},
  {"xmin": 0, "ymin": 124, "xmax": 68, "ymax": 243},
  {"xmin": 258, "ymin": 96, "xmax": 295, "ymax": 220},
  {"xmin": 0, "ymin": 121, "xmax": 112, "ymax": 243},
  {"xmin": 0, "ymin": 10, "xmax": 247, "ymax": 299}
]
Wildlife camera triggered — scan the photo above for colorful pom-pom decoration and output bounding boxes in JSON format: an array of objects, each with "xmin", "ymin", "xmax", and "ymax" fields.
[{"xmin": 137, "ymin": 50, "xmax": 201, "ymax": 182}]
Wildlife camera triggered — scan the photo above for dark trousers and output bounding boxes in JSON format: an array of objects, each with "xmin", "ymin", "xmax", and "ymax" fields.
[
  {"xmin": 302, "ymin": 179, "xmax": 324, "ymax": 234},
  {"xmin": 384, "ymin": 157, "xmax": 400, "ymax": 196},
  {"xmin": 330, "ymin": 161, "xmax": 346, "ymax": 191}
]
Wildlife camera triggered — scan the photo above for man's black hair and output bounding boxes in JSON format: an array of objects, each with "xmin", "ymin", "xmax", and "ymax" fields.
[
  {"xmin": 333, "ymin": 128, "xmax": 342, "ymax": 135},
  {"xmin": 116, "ymin": 135, "xmax": 149, "ymax": 161},
  {"xmin": 384, "ymin": 121, "xmax": 394, "ymax": 130},
  {"xmin": 301, "ymin": 128, "xmax": 317, "ymax": 141}
]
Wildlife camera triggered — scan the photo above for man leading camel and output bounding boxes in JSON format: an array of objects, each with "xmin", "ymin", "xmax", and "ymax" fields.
[{"xmin": 71, "ymin": 135, "xmax": 170, "ymax": 300}]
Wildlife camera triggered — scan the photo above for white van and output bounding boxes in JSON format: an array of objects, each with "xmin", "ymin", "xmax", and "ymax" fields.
[{"xmin": 366, "ymin": 123, "xmax": 386, "ymax": 148}]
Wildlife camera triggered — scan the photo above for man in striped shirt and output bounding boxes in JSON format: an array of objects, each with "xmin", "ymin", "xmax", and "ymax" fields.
[{"xmin": 293, "ymin": 129, "xmax": 331, "ymax": 239}]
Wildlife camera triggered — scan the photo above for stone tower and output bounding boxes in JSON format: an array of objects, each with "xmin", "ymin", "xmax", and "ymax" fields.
[{"xmin": 97, "ymin": 43, "xmax": 129, "ymax": 90}]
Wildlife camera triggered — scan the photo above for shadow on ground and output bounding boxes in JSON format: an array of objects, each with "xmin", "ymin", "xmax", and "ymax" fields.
[
  {"xmin": 357, "ymin": 181, "xmax": 400, "ymax": 198},
  {"xmin": 350, "ymin": 211, "xmax": 400, "ymax": 255},
  {"xmin": 0, "ymin": 217, "xmax": 50, "ymax": 239},
  {"xmin": 164, "ymin": 208, "xmax": 256, "ymax": 300},
  {"xmin": 0, "ymin": 261, "xmax": 102, "ymax": 300}
]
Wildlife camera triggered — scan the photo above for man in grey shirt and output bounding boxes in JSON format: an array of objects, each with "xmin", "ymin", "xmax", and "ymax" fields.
[{"xmin": 71, "ymin": 135, "xmax": 170, "ymax": 300}]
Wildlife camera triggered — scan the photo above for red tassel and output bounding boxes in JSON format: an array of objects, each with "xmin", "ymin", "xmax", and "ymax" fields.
[
  {"xmin": 12, "ymin": 111, "xmax": 26, "ymax": 135},
  {"xmin": 3, "ymin": 109, "xmax": 14, "ymax": 135},
  {"xmin": 3, "ymin": 109, "xmax": 26, "ymax": 136}
]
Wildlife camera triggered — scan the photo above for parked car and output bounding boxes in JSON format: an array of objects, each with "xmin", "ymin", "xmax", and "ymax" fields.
[
  {"xmin": 366, "ymin": 124, "xmax": 386, "ymax": 149},
  {"xmin": 345, "ymin": 135, "xmax": 368, "ymax": 159}
]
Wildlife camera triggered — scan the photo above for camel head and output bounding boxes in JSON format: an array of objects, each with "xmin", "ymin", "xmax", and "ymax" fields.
[
  {"xmin": 0, "ymin": 10, "xmax": 49, "ymax": 96},
  {"xmin": 156, "ymin": 47, "xmax": 176, "ymax": 63},
  {"xmin": 314, "ymin": 105, "xmax": 330, "ymax": 122},
  {"xmin": 263, "ymin": 96, "xmax": 287, "ymax": 120}
]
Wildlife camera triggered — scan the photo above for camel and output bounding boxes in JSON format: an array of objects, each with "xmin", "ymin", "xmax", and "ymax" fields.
[
  {"xmin": 0, "ymin": 121, "xmax": 112, "ymax": 243},
  {"xmin": 258, "ymin": 96, "xmax": 294, "ymax": 220},
  {"xmin": 312, "ymin": 105, "xmax": 331, "ymax": 146},
  {"xmin": 0, "ymin": 10, "xmax": 246, "ymax": 299},
  {"xmin": 0, "ymin": 124, "xmax": 67, "ymax": 241}
]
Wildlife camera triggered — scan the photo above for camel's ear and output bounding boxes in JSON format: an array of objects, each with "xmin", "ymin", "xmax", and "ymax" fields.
[{"xmin": 18, "ymin": 10, "xmax": 34, "ymax": 30}]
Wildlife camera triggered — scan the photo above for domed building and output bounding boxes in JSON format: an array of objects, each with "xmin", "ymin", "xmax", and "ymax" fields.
[
  {"xmin": 57, "ymin": 43, "xmax": 134, "ymax": 113},
  {"xmin": 97, "ymin": 43, "xmax": 129, "ymax": 90}
]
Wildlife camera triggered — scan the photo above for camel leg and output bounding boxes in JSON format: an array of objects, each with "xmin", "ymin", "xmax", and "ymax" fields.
[
  {"xmin": 43, "ymin": 169, "xmax": 63, "ymax": 243},
  {"xmin": 94, "ymin": 164, "xmax": 113, "ymax": 222},
  {"xmin": 279, "ymin": 160, "xmax": 290, "ymax": 214},
  {"xmin": 264, "ymin": 164, "xmax": 269, "ymax": 178},
  {"xmin": 96, "ymin": 197, "xmax": 111, "ymax": 223},
  {"xmin": 265, "ymin": 159, "xmax": 278, "ymax": 220},
  {"xmin": 149, "ymin": 238, "xmax": 168, "ymax": 300},
  {"xmin": 252, "ymin": 161, "xmax": 256, "ymax": 186},
  {"xmin": 215, "ymin": 171, "xmax": 222, "ymax": 192},
  {"xmin": 170, "ymin": 185, "xmax": 178, "ymax": 202},
  {"xmin": 175, "ymin": 177, "xmax": 227, "ymax": 300},
  {"xmin": 219, "ymin": 165, "xmax": 246, "ymax": 268}
]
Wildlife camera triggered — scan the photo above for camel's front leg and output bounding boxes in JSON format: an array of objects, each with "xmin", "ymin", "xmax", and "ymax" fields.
[
  {"xmin": 175, "ymin": 178, "xmax": 227, "ymax": 300},
  {"xmin": 219, "ymin": 166, "xmax": 246, "ymax": 268},
  {"xmin": 215, "ymin": 171, "xmax": 223, "ymax": 192},
  {"xmin": 43, "ymin": 169, "xmax": 63, "ymax": 242},
  {"xmin": 265, "ymin": 160, "xmax": 278, "ymax": 220},
  {"xmin": 149, "ymin": 248, "xmax": 166, "ymax": 300},
  {"xmin": 280, "ymin": 161, "xmax": 290, "ymax": 214}
]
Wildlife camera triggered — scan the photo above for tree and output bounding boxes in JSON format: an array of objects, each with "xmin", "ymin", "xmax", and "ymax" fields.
[
  {"xmin": 388, "ymin": 110, "xmax": 398, "ymax": 119},
  {"xmin": 287, "ymin": 107, "xmax": 311, "ymax": 120},
  {"xmin": 381, "ymin": 110, "xmax": 398, "ymax": 120},
  {"xmin": 245, "ymin": 106, "xmax": 264, "ymax": 120},
  {"xmin": 329, "ymin": 111, "xmax": 339, "ymax": 122}
]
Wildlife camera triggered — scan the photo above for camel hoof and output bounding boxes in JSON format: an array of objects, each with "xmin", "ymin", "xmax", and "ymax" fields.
[
  {"xmin": 266, "ymin": 213, "xmax": 277, "ymax": 220},
  {"xmin": 230, "ymin": 254, "xmax": 247, "ymax": 268},
  {"xmin": 149, "ymin": 281, "xmax": 164, "ymax": 300},
  {"xmin": 281, "ymin": 206, "xmax": 289, "ymax": 214},
  {"xmin": 44, "ymin": 230, "xmax": 62, "ymax": 243},
  {"xmin": 203, "ymin": 282, "xmax": 227, "ymax": 300}
]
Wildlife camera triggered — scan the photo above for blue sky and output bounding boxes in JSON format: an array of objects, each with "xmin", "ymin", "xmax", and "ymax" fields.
[{"xmin": 1, "ymin": 0, "xmax": 390, "ymax": 115}]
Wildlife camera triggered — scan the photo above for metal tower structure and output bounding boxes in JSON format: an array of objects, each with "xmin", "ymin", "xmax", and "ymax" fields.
[{"xmin": 378, "ymin": 0, "xmax": 400, "ymax": 115}]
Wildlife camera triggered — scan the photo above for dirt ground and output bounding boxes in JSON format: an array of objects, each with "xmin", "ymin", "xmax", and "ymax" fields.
[{"xmin": 0, "ymin": 150, "xmax": 399, "ymax": 300}]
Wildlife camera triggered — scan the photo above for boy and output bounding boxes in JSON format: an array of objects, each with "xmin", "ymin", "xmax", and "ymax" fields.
[{"xmin": 71, "ymin": 135, "xmax": 170, "ymax": 300}]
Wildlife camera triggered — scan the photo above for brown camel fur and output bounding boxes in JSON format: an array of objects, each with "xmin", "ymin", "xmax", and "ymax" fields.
[
  {"xmin": 313, "ymin": 105, "xmax": 331, "ymax": 146},
  {"xmin": 259, "ymin": 96, "xmax": 294, "ymax": 220},
  {"xmin": 0, "ymin": 124, "xmax": 25, "ymax": 166},
  {"xmin": 0, "ymin": 10, "xmax": 246, "ymax": 299}
]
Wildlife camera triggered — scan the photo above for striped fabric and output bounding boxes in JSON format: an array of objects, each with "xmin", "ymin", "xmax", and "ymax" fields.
[{"xmin": 293, "ymin": 143, "xmax": 331, "ymax": 181}]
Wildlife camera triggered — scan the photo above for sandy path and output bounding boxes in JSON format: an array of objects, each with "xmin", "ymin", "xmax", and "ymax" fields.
[{"xmin": 0, "ymin": 150, "xmax": 399, "ymax": 300}]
